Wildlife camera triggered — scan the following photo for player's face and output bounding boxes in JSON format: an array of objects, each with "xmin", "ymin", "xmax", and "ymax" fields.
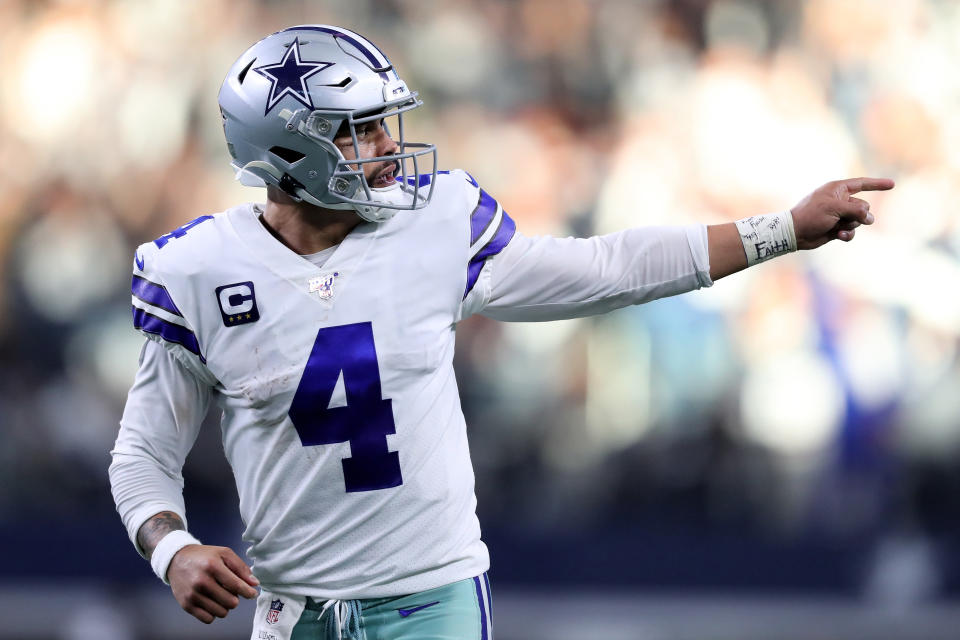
[{"xmin": 334, "ymin": 118, "xmax": 399, "ymax": 189}]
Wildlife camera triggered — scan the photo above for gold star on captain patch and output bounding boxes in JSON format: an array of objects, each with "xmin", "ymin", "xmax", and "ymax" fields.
[
  {"xmin": 227, "ymin": 316, "xmax": 234, "ymax": 323},
  {"xmin": 246, "ymin": 313, "xmax": 252, "ymax": 319}
]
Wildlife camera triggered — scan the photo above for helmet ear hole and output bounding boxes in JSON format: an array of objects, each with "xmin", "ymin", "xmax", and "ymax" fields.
[
  {"xmin": 325, "ymin": 75, "xmax": 352, "ymax": 88},
  {"xmin": 237, "ymin": 58, "xmax": 256, "ymax": 84},
  {"xmin": 269, "ymin": 146, "xmax": 306, "ymax": 164}
]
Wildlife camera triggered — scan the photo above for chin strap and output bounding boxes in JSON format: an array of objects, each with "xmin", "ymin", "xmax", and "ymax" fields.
[
  {"xmin": 292, "ymin": 183, "xmax": 394, "ymax": 223},
  {"xmin": 296, "ymin": 188, "xmax": 352, "ymax": 210},
  {"xmin": 236, "ymin": 160, "xmax": 408, "ymax": 223}
]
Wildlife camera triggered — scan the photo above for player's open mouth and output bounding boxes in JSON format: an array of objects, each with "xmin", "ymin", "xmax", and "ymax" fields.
[{"xmin": 372, "ymin": 162, "xmax": 398, "ymax": 188}]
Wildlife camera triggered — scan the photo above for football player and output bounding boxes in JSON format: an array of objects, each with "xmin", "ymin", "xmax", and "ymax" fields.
[{"xmin": 109, "ymin": 25, "xmax": 893, "ymax": 640}]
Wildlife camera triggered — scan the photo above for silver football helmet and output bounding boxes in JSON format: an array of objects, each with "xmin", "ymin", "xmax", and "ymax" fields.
[{"xmin": 218, "ymin": 25, "xmax": 436, "ymax": 223}]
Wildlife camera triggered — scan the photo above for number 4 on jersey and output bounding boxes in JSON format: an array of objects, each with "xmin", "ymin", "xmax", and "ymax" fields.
[
  {"xmin": 153, "ymin": 215, "xmax": 214, "ymax": 249},
  {"xmin": 288, "ymin": 322, "xmax": 402, "ymax": 492}
]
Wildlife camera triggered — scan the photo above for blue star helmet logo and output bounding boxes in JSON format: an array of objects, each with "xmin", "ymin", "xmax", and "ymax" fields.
[{"xmin": 254, "ymin": 37, "xmax": 333, "ymax": 116}]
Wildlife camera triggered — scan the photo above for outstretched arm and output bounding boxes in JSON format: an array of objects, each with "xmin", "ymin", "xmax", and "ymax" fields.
[
  {"xmin": 464, "ymin": 176, "xmax": 893, "ymax": 322},
  {"xmin": 707, "ymin": 177, "xmax": 894, "ymax": 281}
]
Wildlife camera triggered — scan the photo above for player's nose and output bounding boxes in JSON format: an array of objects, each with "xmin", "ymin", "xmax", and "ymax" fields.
[{"xmin": 378, "ymin": 131, "xmax": 399, "ymax": 155}]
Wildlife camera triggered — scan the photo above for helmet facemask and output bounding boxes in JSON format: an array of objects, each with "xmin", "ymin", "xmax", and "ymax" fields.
[
  {"xmin": 234, "ymin": 83, "xmax": 436, "ymax": 224},
  {"xmin": 303, "ymin": 92, "xmax": 437, "ymax": 223}
]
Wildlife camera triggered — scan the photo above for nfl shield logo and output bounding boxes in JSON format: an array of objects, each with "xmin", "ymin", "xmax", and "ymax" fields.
[{"xmin": 266, "ymin": 598, "xmax": 284, "ymax": 624}]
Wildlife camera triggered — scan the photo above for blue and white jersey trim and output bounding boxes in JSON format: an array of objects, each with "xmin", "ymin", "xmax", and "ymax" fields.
[
  {"xmin": 473, "ymin": 573, "xmax": 493, "ymax": 639},
  {"xmin": 403, "ymin": 169, "xmax": 451, "ymax": 188},
  {"xmin": 132, "ymin": 307, "xmax": 204, "ymax": 363},
  {"xmin": 464, "ymin": 189, "xmax": 516, "ymax": 299},
  {"xmin": 131, "ymin": 275, "xmax": 182, "ymax": 317},
  {"xmin": 131, "ymin": 275, "xmax": 204, "ymax": 363},
  {"xmin": 469, "ymin": 189, "xmax": 498, "ymax": 245},
  {"xmin": 403, "ymin": 169, "xmax": 476, "ymax": 189}
]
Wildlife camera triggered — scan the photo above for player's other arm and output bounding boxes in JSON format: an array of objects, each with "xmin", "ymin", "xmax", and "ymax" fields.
[
  {"xmin": 707, "ymin": 177, "xmax": 894, "ymax": 281},
  {"xmin": 137, "ymin": 510, "xmax": 259, "ymax": 625},
  {"xmin": 110, "ymin": 340, "xmax": 257, "ymax": 624}
]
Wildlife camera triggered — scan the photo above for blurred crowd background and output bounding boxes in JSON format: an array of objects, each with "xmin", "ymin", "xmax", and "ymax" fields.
[{"xmin": 2, "ymin": 0, "xmax": 960, "ymax": 638}]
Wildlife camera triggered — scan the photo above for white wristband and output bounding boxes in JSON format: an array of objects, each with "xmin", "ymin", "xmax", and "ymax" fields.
[
  {"xmin": 150, "ymin": 530, "xmax": 201, "ymax": 584},
  {"xmin": 735, "ymin": 211, "xmax": 797, "ymax": 266}
]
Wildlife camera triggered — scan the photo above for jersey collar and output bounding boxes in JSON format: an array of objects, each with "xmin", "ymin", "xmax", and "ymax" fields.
[{"xmin": 227, "ymin": 203, "xmax": 379, "ymax": 302}]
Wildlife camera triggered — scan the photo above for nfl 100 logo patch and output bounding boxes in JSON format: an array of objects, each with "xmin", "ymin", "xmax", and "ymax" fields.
[
  {"xmin": 308, "ymin": 271, "xmax": 340, "ymax": 300},
  {"xmin": 266, "ymin": 598, "xmax": 284, "ymax": 624}
]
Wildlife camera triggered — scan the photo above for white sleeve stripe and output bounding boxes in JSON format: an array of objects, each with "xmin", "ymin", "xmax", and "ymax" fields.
[
  {"xmin": 468, "ymin": 204, "xmax": 503, "ymax": 261},
  {"xmin": 131, "ymin": 297, "xmax": 190, "ymax": 328}
]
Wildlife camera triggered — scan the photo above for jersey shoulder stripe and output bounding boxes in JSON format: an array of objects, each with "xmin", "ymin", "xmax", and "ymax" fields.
[
  {"xmin": 463, "ymin": 190, "xmax": 516, "ymax": 299},
  {"xmin": 132, "ymin": 306, "xmax": 205, "ymax": 363},
  {"xmin": 469, "ymin": 189, "xmax": 498, "ymax": 245},
  {"xmin": 129, "ymin": 212, "xmax": 222, "ymax": 367},
  {"xmin": 131, "ymin": 274, "xmax": 182, "ymax": 317}
]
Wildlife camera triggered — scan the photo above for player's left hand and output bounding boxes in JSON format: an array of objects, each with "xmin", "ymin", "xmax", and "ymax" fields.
[{"xmin": 790, "ymin": 177, "xmax": 895, "ymax": 250}]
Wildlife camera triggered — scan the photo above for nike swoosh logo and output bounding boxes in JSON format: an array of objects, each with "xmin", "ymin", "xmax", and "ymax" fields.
[
  {"xmin": 397, "ymin": 601, "xmax": 440, "ymax": 618},
  {"xmin": 134, "ymin": 253, "xmax": 145, "ymax": 270}
]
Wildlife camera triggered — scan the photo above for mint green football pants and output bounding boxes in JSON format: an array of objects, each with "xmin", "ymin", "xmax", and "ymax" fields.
[{"xmin": 291, "ymin": 573, "xmax": 493, "ymax": 640}]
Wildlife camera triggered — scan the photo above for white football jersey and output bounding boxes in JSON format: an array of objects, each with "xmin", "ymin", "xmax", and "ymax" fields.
[{"xmin": 111, "ymin": 169, "xmax": 712, "ymax": 599}]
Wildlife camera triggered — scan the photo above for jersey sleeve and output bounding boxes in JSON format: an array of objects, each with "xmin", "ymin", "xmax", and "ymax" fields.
[
  {"xmin": 457, "ymin": 177, "xmax": 713, "ymax": 321},
  {"xmin": 457, "ymin": 174, "xmax": 519, "ymax": 319},
  {"xmin": 129, "ymin": 242, "xmax": 216, "ymax": 386},
  {"xmin": 109, "ymin": 339, "xmax": 213, "ymax": 557}
]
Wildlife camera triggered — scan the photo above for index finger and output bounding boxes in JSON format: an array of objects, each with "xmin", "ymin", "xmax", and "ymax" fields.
[
  {"xmin": 212, "ymin": 560, "xmax": 259, "ymax": 600},
  {"xmin": 843, "ymin": 177, "xmax": 895, "ymax": 194},
  {"xmin": 218, "ymin": 551, "xmax": 260, "ymax": 598}
]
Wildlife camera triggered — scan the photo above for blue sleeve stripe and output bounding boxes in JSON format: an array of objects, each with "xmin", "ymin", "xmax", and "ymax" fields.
[
  {"xmin": 469, "ymin": 189, "xmax": 498, "ymax": 245},
  {"xmin": 132, "ymin": 306, "xmax": 205, "ymax": 363},
  {"xmin": 131, "ymin": 275, "xmax": 183, "ymax": 317},
  {"xmin": 463, "ymin": 209, "xmax": 516, "ymax": 299}
]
